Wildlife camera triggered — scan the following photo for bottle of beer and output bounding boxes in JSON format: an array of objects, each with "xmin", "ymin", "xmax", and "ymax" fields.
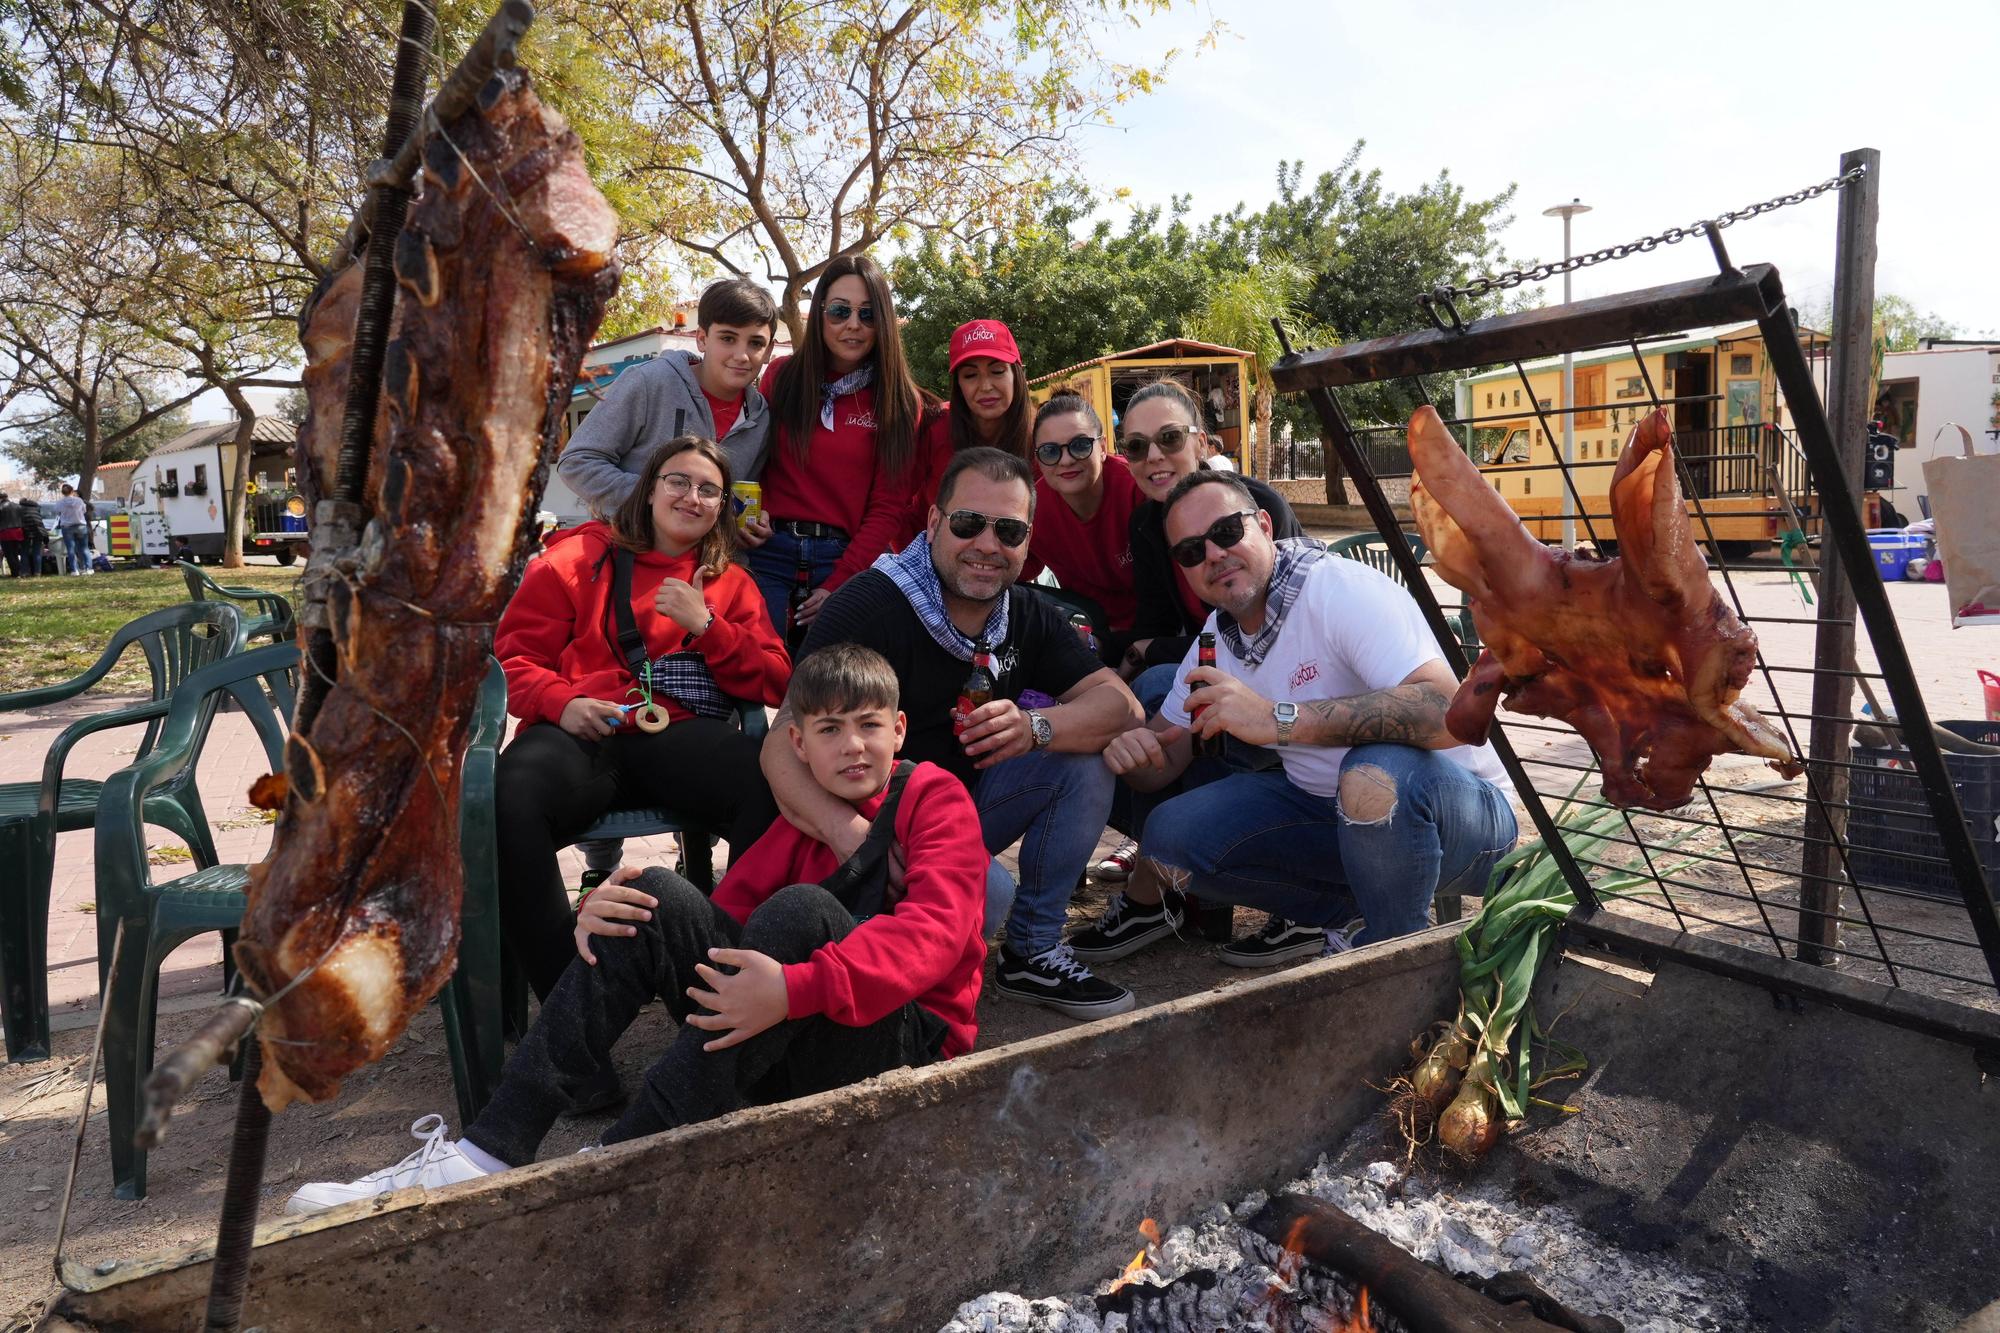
[
  {"xmin": 1067, "ymin": 610, "xmax": 1097, "ymax": 654},
  {"xmin": 785, "ymin": 544, "xmax": 812, "ymax": 652},
  {"xmin": 955, "ymin": 638, "xmax": 996, "ymax": 737},
  {"xmin": 1192, "ymin": 630, "xmax": 1223, "ymax": 759}
]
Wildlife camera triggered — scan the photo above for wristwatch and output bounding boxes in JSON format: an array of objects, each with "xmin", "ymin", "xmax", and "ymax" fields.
[
  {"xmin": 1027, "ymin": 709, "xmax": 1054, "ymax": 750},
  {"xmin": 1273, "ymin": 701, "xmax": 1298, "ymax": 747}
]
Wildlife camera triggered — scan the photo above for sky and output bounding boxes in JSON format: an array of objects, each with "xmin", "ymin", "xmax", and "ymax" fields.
[{"xmin": 1074, "ymin": 0, "xmax": 1998, "ymax": 335}]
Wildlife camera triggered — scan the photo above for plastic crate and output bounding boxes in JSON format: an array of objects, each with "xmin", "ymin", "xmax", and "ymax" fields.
[{"xmin": 1847, "ymin": 720, "xmax": 2000, "ymax": 901}]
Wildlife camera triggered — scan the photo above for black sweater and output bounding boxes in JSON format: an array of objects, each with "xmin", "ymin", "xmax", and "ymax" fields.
[{"xmin": 1129, "ymin": 472, "xmax": 1303, "ymax": 668}]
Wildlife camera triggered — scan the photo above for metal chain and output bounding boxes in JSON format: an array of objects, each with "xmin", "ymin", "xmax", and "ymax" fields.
[{"xmin": 1436, "ymin": 164, "xmax": 1867, "ymax": 303}]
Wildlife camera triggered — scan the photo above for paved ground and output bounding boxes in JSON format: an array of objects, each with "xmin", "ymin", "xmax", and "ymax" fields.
[{"xmin": 0, "ymin": 542, "xmax": 1994, "ymax": 1320}]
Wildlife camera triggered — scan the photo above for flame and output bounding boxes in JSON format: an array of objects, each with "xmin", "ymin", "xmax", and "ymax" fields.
[
  {"xmin": 1106, "ymin": 1218, "xmax": 1160, "ymax": 1293},
  {"xmin": 1316, "ymin": 1286, "xmax": 1373, "ymax": 1332}
]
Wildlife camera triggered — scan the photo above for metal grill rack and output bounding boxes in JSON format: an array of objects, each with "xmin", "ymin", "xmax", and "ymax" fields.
[{"xmin": 1271, "ymin": 233, "xmax": 2000, "ymax": 1057}]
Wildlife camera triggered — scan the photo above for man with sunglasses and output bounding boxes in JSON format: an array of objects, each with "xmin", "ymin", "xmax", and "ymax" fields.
[
  {"xmin": 762, "ymin": 447, "xmax": 1146, "ymax": 1020},
  {"xmin": 1072, "ymin": 470, "xmax": 1517, "ymax": 966}
]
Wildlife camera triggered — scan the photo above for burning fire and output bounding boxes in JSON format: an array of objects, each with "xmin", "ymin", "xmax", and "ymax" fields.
[
  {"xmin": 1317, "ymin": 1285, "xmax": 1372, "ymax": 1332},
  {"xmin": 1270, "ymin": 1216, "xmax": 1373, "ymax": 1331},
  {"xmin": 1106, "ymin": 1218, "xmax": 1163, "ymax": 1293}
]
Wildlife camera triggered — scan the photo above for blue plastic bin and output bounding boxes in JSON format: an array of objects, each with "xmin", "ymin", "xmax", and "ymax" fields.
[{"xmin": 1866, "ymin": 529, "xmax": 1922, "ymax": 582}]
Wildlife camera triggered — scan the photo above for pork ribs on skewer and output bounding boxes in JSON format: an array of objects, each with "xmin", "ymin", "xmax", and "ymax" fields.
[
  {"xmin": 236, "ymin": 70, "xmax": 620, "ymax": 1111},
  {"xmin": 1408, "ymin": 405, "xmax": 1801, "ymax": 810}
]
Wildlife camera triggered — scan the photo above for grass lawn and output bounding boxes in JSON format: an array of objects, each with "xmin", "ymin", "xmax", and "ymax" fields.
[{"xmin": 0, "ymin": 563, "xmax": 303, "ymax": 694}]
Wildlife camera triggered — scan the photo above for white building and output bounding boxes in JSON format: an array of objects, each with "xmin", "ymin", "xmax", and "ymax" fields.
[{"xmin": 1872, "ymin": 339, "xmax": 2000, "ymax": 515}]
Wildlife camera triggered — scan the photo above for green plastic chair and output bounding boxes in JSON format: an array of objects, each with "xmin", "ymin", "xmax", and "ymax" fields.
[
  {"xmin": 1328, "ymin": 531, "xmax": 1481, "ymax": 651},
  {"xmin": 178, "ymin": 560, "xmax": 298, "ymax": 647},
  {"xmin": 0, "ymin": 601, "xmax": 245, "ymax": 1061},
  {"xmin": 444, "ymin": 659, "xmax": 770, "ymax": 1121},
  {"xmin": 93, "ymin": 640, "xmax": 297, "ymax": 1197}
]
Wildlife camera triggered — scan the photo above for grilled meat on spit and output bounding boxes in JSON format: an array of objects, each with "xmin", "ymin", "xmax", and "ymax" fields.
[
  {"xmin": 1408, "ymin": 405, "xmax": 1801, "ymax": 810},
  {"xmin": 237, "ymin": 69, "xmax": 620, "ymax": 1110}
]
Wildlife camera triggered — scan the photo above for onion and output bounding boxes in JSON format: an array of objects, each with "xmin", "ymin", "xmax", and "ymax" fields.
[
  {"xmin": 1411, "ymin": 1050, "xmax": 1460, "ymax": 1109},
  {"xmin": 1438, "ymin": 1079, "xmax": 1502, "ymax": 1160}
]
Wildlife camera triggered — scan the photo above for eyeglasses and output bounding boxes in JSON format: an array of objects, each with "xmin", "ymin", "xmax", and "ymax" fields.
[
  {"xmin": 1034, "ymin": 435, "xmax": 1098, "ymax": 467},
  {"xmin": 1169, "ymin": 510, "xmax": 1259, "ymax": 568},
  {"xmin": 823, "ymin": 300, "xmax": 875, "ymax": 326},
  {"xmin": 657, "ymin": 472, "xmax": 724, "ymax": 506},
  {"xmin": 1117, "ymin": 424, "xmax": 1195, "ymax": 461},
  {"xmin": 945, "ymin": 508, "xmax": 1030, "ymax": 548}
]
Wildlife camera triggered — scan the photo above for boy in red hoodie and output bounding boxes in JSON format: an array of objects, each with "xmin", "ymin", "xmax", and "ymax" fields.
[{"xmin": 287, "ymin": 644, "xmax": 988, "ymax": 1212}]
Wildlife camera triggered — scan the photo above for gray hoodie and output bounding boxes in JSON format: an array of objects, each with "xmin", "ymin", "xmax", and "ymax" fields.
[{"xmin": 557, "ymin": 350, "xmax": 772, "ymax": 519}]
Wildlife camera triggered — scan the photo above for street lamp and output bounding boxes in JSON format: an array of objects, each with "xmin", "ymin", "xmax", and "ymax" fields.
[{"xmin": 1542, "ymin": 198, "xmax": 1592, "ymax": 550}]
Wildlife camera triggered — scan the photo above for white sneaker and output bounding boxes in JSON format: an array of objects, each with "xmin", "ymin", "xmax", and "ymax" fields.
[{"xmin": 285, "ymin": 1114, "xmax": 494, "ymax": 1215}]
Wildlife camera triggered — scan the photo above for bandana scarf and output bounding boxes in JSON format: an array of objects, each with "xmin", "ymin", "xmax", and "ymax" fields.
[
  {"xmin": 873, "ymin": 532, "xmax": 1008, "ymax": 662},
  {"xmin": 1215, "ymin": 536, "xmax": 1329, "ymax": 667},
  {"xmin": 820, "ymin": 364, "xmax": 875, "ymax": 431}
]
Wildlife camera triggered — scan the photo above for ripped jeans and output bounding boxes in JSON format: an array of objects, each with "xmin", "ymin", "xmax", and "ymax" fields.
[{"xmin": 1139, "ymin": 745, "xmax": 1517, "ymax": 945}]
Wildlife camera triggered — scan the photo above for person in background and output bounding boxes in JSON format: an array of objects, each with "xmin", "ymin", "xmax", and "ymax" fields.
[
  {"xmin": 770, "ymin": 448, "xmax": 1145, "ymax": 1020},
  {"xmin": 17, "ymin": 494, "xmax": 47, "ymax": 576},
  {"xmin": 55, "ymin": 484, "xmax": 90, "ymax": 575},
  {"xmin": 284, "ymin": 643, "xmax": 989, "ymax": 1211},
  {"xmin": 898, "ymin": 319, "xmax": 1034, "ymax": 547},
  {"xmin": 1023, "ymin": 394, "xmax": 1143, "ymax": 667},
  {"xmin": 753, "ymin": 254, "xmax": 924, "ymax": 642},
  {"xmin": 0, "ymin": 494, "xmax": 23, "ymax": 577},
  {"xmin": 1204, "ymin": 436, "xmax": 1238, "ymax": 472},
  {"xmin": 556, "ymin": 277, "xmax": 782, "ymax": 891},
  {"xmin": 1073, "ymin": 469, "xmax": 1514, "ymax": 969},
  {"xmin": 492, "ymin": 435, "xmax": 789, "ymax": 1006}
]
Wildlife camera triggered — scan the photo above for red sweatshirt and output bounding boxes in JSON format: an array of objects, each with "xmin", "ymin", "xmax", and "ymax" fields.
[
  {"xmin": 712, "ymin": 762, "xmax": 988, "ymax": 1056},
  {"xmin": 757, "ymin": 356, "xmax": 905, "ymax": 590},
  {"xmin": 1026, "ymin": 455, "xmax": 1142, "ymax": 631},
  {"xmin": 895, "ymin": 407, "xmax": 956, "ymax": 549},
  {"xmin": 495, "ymin": 522, "xmax": 790, "ymax": 727}
]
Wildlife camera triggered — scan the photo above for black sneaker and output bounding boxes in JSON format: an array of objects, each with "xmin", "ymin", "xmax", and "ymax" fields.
[
  {"xmin": 1067, "ymin": 892, "xmax": 1184, "ymax": 963},
  {"xmin": 579, "ymin": 867, "xmax": 613, "ymax": 895},
  {"xmin": 1319, "ymin": 917, "xmax": 1367, "ymax": 959},
  {"xmin": 994, "ymin": 943, "xmax": 1136, "ymax": 1020},
  {"xmin": 1217, "ymin": 916, "xmax": 1325, "ymax": 968}
]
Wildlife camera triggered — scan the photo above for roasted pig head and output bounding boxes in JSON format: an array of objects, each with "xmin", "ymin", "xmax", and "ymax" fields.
[{"xmin": 1409, "ymin": 405, "xmax": 1800, "ymax": 810}]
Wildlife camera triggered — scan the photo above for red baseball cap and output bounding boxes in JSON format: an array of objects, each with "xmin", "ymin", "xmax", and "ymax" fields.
[{"xmin": 948, "ymin": 319, "xmax": 1022, "ymax": 373}]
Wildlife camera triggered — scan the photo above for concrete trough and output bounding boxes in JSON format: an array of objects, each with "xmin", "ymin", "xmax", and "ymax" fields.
[{"xmin": 42, "ymin": 923, "xmax": 2000, "ymax": 1331}]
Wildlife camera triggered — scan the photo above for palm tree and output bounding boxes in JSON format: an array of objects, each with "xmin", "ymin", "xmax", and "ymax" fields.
[{"xmin": 1190, "ymin": 260, "xmax": 1337, "ymax": 492}]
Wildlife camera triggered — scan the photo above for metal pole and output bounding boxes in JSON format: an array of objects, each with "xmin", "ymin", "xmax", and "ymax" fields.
[
  {"xmin": 1795, "ymin": 148, "xmax": 1879, "ymax": 966},
  {"xmin": 1544, "ymin": 199, "xmax": 1592, "ymax": 550}
]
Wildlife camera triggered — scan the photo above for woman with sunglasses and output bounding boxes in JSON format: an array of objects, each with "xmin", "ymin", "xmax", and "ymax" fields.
[
  {"xmin": 492, "ymin": 435, "xmax": 790, "ymax": 1002},
  {"xmin": 755, "ymin": 255, "xmax": 925, "ymax": 643},
  {"xmin": 1023, "ymin": 393, "xmax": 1143, "ymax": 666},
  {"xmin": 1122, "ymin": 378, "xmax": 1302, "ymax": 677},
  {"xmin": 897, "ymin": 319, "xmax": 1035, "ymax": 546}
]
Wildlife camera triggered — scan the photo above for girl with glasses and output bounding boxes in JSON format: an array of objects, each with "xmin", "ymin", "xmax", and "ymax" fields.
[
  {"xmin": 491, "ymin": 435, "xmax": 790, "ymax": 1001},
  {"xmin": 1022, "ymin": 393, "xmax": 1144, "ymax": 668},
  {"xmin": 898, "ymin": 319, "xmax": 1035, "ymax": 548},
  {"xmin": 755, "ymin": 254, "xmax": 924, "ymax": 641}
]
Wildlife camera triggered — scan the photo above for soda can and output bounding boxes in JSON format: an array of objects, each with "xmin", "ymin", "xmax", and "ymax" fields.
[{"xmin": 731, "ymin": 480, "xmax": 763, "ymax": 529}]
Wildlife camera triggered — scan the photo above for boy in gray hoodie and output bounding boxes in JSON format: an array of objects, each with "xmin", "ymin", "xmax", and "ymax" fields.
[{"xmin": 559, "ymin": 277, "xmax": 781, "ymax": 523}]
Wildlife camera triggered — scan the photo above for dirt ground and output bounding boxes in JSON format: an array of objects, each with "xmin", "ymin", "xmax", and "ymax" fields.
[{"xmin": 0, "ymin": 849, "xmax": 1323, "ymax": 1325}]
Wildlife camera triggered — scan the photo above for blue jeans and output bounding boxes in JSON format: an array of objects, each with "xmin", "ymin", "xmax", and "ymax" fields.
[
  {"xmin": 62, "ymin": 524, "xmax": 90, "ymax": 572},
  {"xmin": 1141, "ymin": 745, "xmax": 1518, "ymax": 945},
  {"xmin": 975, "ymin": 748, "xmax": 1113, "ymax": 955},
  {"xmin": 743, "ymin": 528, "xmax": 848, "ymax": 640}
]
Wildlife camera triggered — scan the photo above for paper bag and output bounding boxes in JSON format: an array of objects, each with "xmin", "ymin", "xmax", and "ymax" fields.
[{"xmin": 1923, "ymin": 424, "xmax": 2000, "ymax": 629}]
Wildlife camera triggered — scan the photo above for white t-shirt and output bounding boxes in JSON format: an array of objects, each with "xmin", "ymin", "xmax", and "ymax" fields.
[
  {"xmin": 56, "ymin": 495, "xmax": 86, "ymax": 526},
  {"xmin": 1160, "ymin": 556, "xmax": 1507, "ymax": 798}
]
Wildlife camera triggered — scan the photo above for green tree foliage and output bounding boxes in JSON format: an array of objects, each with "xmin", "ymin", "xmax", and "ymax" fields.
[
  {"xmin": 1188, "ymin": 259, "xmax": 1334, "ymax": 477},
  {"xmin": 1801, "ymin": 292, "xmax": 1961, "ymax": 353},
  {"xmin": 4, "ymin": 383, "xmax": 189, "ymax": 482},
  {"xmin": 892, "ymin": 187, "xmax": 1217, "ymax": 391}
]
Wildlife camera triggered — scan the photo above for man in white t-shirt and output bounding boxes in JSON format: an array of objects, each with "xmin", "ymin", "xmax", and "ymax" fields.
[{"xmin": 1068, "ymin": 471, "xmax": 1517, "ymax": 962}]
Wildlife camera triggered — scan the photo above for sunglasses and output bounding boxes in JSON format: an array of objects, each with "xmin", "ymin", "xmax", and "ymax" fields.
[
  {"xmin": 945, "ymin": 508, "xmax": 1030, "ymax": 548},
  {"xmin": 1034, "ymin": 434, "xmax": 1098, "ymax": 467},
  {"xmin": 823, "ymin": 300, "xmax": 875, "ymax": 326},
  {"xmin": 1169, "ymin": 510, "xmax": 1260, "ymax": 568},
  {"xmin": 1117, "ymin": 424, "xmax": 1195, "ymax": 460}
]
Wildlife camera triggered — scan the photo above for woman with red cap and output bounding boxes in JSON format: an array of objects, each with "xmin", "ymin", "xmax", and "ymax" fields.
[{"xmin": 892, "ymin": 318, "xmax": 1034, "ymax": 548}]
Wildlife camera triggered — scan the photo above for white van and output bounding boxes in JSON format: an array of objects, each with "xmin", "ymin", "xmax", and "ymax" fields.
[{"xmin": 123, "ymin": 418, "xmax": 310, "ymax": 565}]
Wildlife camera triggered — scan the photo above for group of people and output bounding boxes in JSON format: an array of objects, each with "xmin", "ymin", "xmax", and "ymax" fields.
[
  {"xmin": 0, "ymin": 483, "xmax": 93, "ymax": 578},
  {"xmin": 287, "ymin": 268, "xmax": 1518, "ymax": 1212}
]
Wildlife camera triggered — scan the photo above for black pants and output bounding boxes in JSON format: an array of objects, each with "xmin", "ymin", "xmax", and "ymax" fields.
[
  {"xmin": 495, "ymin": 720, "xmax": 777, "ymax": 999},
  {"xmin": 0, "ymin": 538, "xmax": 22, "ymax": 577},
  {"xmin": 465, "ymin": 872, "xmax": 944, "ymax": 1167}
]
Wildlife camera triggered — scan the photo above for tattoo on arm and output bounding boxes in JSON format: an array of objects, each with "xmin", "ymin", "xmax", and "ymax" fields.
[{"xmin": 1294, "ymin": 682, "xmax": 1455, "ymax": 749}]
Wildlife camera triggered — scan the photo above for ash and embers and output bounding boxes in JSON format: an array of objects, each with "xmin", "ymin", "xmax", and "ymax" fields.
[{"xmin": 943, "ymin": 1138, "xmax": 1748, "ymax": 1333}]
